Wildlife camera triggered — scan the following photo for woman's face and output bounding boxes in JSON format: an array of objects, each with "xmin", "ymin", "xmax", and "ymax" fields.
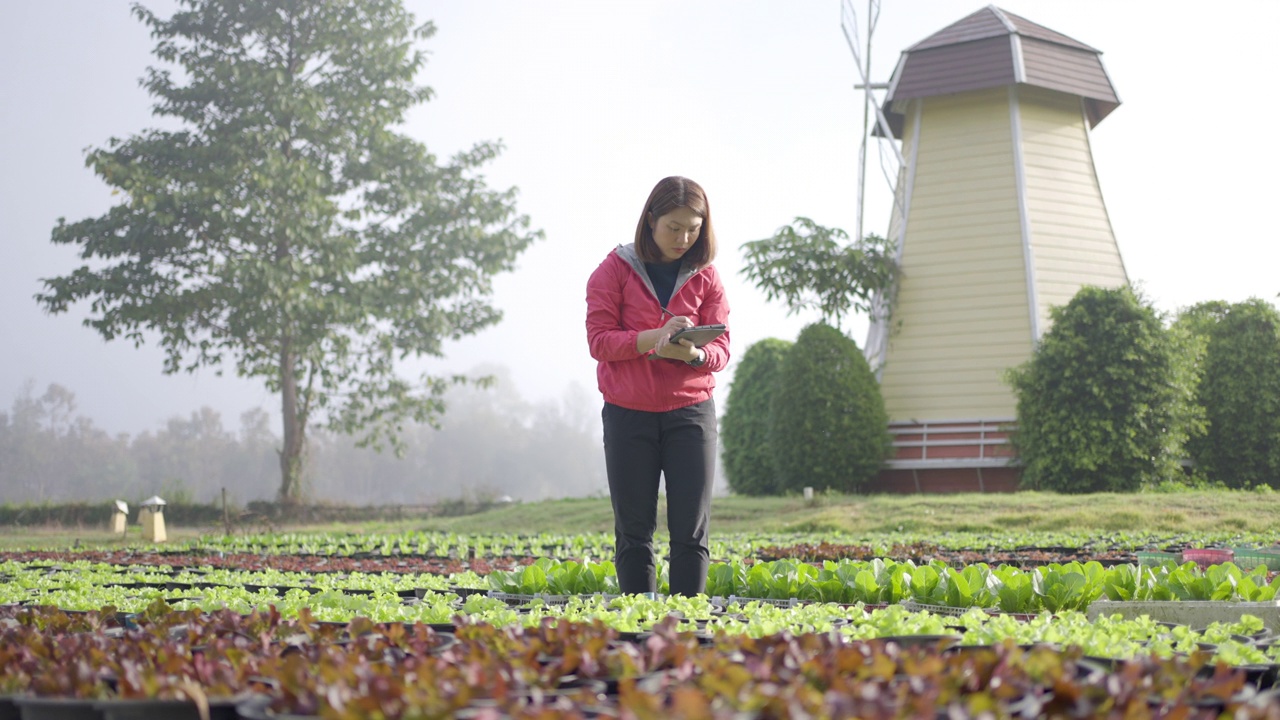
[{"xmin": 648, "ymin": 206, "xmax": 703, "ymax": 263}]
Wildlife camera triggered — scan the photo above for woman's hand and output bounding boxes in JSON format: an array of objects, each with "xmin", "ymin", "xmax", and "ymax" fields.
[
  {"xmin": 659, "ymin": 315, "xmax": 693, "ymax": 337},
  {"xmin": 636, "ymin": 315, "xmax": 696, "ymax": 360},
  {"xmin": 655, "ymin": 325, "xmax": 706, "ymax": 363},
  {"xmin": 654, "ymin": 334, "xmax": 702, "ymax": 364}
]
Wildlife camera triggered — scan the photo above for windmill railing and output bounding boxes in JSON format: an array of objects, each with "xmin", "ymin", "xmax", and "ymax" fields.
[{"xmin": 884, "ymin": 418, "xmax": 1016, "ymax": 469}]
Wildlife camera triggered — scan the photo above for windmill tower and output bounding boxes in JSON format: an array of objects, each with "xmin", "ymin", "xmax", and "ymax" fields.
[{"xmin": 857, "ymin": 6, "xmax": 1128, "ymax": 492}]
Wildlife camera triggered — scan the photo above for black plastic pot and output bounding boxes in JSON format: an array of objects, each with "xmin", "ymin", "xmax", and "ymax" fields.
[
  {"xmin": 0, "ymin": 695, "xmax": 21, "ymax": 720},
  {"xmin": 875, "ymin": 634, "xmax": 963, "ymax": 650},
  {"xmin": 233, "ymin": 696, "xmax": 317, "ymax": 720},
  {"xmin": 110, "ymin": 614, "xmax": 138, "ymax": 630},
  {"xmin": 540, "ymin": 675, "xmax": 608, "ymax": 699},
  {"xmin": 451, "ymin": 703, "xmax": 506, "ymax": 720},
  {"xmin": 629, "ymin": 631, "xmax": 716, "ymax": 647},
  {"xmin": 941, "ymin": 643, "xmax": 1077, "ymax": 665},
  {"xmin": 12, "ymin": 697, "xmax": 102, "ymax": 720},
  {"xmin": 1147, "ymin": 684, "xmax": 1278, "ymax": 715},
  {"xmin": 1081, "ymin": 654, "xmax": 1126, "ymax": 672},
  {"xmin": 615, "ymin": 630, "xmax": 645, "ymax": 644},
  {"xmin": 1072, "ymin": 656, "xmax": 1114, "ymax": 681},
  {"xmin": 94, "ymin": 698, "xmax": 241, "ymax": 720},
  {"xmin": 427, "ymin": 631, "xmax": 458, "ymax": 655},
  {"xmin": 461, "ymin": 675, "xmax": 609, "ymax": 712},
  {"xmin": 1239, "ymin": 664, "xmax": 1280, "ymax": 691}
]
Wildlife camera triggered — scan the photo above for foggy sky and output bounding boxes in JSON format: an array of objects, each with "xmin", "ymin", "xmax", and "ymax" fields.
[{"xmin": 2, "ymin": 0, "xmax": 1277, "ymax": 436}]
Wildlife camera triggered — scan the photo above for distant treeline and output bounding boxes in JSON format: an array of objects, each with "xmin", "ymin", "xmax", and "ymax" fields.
[{"xmin": 0, "ymin": 369, "xmax": 607, "ymax": 506}]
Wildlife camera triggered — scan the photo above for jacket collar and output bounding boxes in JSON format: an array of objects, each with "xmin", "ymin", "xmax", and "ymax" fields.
[{"xmin": 614, "ymin": 243, "xmax": 701, "ymax": 305}]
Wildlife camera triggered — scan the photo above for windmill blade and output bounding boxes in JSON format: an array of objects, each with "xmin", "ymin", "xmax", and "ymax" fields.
[
  {"xmin": 840, "ymin": 0, "xmax": 864, "ymax": 70},
  {"xmin": 842, "ymin": 0, "xmax": 890, "ymax": 243}
]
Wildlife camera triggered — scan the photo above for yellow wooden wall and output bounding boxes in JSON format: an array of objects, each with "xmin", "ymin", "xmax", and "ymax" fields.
[
  {"xmin": 1018, "ymin": 85, "xmax": 1127, "ymax": 331},
  {"xmin": 879, "ymin": 87, "xmax": 1032, "ymax": 421},
  {"xmin": 876, "ymin": 84, "xmax": 1127, "ymax": 423}
]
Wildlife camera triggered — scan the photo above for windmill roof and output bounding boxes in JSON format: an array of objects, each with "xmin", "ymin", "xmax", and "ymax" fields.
[
  {"xmin": 879, "ymin": 5, "xmax": 1120, "ymax": 137},
  {"xmin": 908, "ymin": 6, "xmax": 1097, "ymax": 53}
]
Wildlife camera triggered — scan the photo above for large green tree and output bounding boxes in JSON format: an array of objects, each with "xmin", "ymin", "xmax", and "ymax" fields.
[
  {"xmin": 1184, "ymin": 298, "xmax": 1280, "ymax": 488},
  {"xmin": 36, "ymin": 0, "xmax": 540, "ymax": 502},
  {"xmin": 1007, "ymin": 286, "xmax": 1199, "ymax": 493},
  {"xmin": 740, "ymin": 218, "xmax": 896, "ymax": 330}
]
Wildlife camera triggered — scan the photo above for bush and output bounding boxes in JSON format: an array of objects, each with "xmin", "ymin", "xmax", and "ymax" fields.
[
  {"xmin": 1007, "ymin": 285, "xmax": 1197, "ymax": 493},
  {"xmin": 1186, "ymin": 298, "xmax": 1280, "ymax": 489},
  {"xmin": 721, "ymin": 338, "xmax": 792, "ymax": 496},
  {"xmin": 769, "ymin": 323, "xmax": 890, "ymax": 493}
]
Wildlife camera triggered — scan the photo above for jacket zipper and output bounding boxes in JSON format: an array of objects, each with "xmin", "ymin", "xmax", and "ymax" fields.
[{"xmin": 616, "ymin": 244, "xmax": 701, "ymax": 322}]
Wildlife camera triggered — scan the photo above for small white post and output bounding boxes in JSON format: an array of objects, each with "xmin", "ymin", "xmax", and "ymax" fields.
[
  {"xmin": 140, "ymin": 495, "xmax": 168, "ymax": 543},
  {"xmin": 111, "ymin": 500, "xmax": 128, "ymax": 536},
  {"xmin": 803, "ymin": 486, "xmax": 814, "ymax": 504}
]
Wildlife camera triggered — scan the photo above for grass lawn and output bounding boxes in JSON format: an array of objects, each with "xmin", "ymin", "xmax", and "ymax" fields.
[
  {"xmin": 417, "ymin": 489, "xmax": 1280, "ymax": 536},
  {"xmin": 4, "ymin": 489, "xmax": 1274, "ymax": 550}
]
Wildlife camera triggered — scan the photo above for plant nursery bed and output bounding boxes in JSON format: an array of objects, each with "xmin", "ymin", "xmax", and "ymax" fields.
[{"xmin": 0, "ymin": 550, "xmax": 523, "ymax": 576}]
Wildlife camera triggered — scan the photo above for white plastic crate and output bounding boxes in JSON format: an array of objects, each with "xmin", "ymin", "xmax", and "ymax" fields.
[
  {"xmin": 899, "ymin": 600, "xmax": 996, "ymax": 617},
  {"xmin": 726, "ymin": 595, "xmax": 802, "ymax": 608},
  {"xmin": 486, "ymin": 591, "xmax": 590, "ymax": 606}
]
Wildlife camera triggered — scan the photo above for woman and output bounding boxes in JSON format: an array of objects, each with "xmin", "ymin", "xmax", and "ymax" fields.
[{"xmin": 585, "ymin": 176, "xmax": 730, "ymax": 596}]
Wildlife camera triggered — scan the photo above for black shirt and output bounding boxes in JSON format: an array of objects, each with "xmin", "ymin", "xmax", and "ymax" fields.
[{"xmin": 645, "ymin": 260, "xmax": 682, "ymax": 308}]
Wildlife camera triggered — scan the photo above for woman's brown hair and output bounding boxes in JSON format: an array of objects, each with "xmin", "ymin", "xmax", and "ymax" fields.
[{"xmin": 633, "ymin": 176, "xmax": 717, "ymax": 267}]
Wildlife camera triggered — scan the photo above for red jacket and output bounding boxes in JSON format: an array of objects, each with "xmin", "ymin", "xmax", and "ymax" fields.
[{"xmin": 586, "ymin": 244, "xmax": 730, "ymax": 412}]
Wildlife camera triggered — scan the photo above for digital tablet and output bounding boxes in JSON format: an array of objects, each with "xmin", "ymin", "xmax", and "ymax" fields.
[{"xmin": 667, "ymin": 324, "xmax": 726, "ymax": 348}]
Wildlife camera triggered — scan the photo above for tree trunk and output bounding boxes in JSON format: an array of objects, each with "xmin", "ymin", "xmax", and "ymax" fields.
[
  {"xmin": 276, "ymin": 27, "xmax": 301, "ymax": 505},
  {"xmin": 277, "ymin": 340, "xmax": 304, "ymax": 503}
]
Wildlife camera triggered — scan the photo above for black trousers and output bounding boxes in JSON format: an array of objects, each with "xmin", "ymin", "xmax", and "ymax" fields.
[{"xmin": 602, "ymin": 398, "xmax": 716, "ymax": 596}]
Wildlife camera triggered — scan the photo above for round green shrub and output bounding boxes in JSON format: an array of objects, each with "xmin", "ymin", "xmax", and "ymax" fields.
[
  {"xmin": 1007, "ymin": 285, "xmax": 1196, "ymax": 493},
  {"xmin": 769, "ymin": 322, "xmax": 890, "ymax": 493},
  {"xmin": 1188, "ymin": 298, "xmax": 1280, "ymax": 489},
  {"xmin": 721, "ymin": 338, "xmax": 792, "ymax": 496}
]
